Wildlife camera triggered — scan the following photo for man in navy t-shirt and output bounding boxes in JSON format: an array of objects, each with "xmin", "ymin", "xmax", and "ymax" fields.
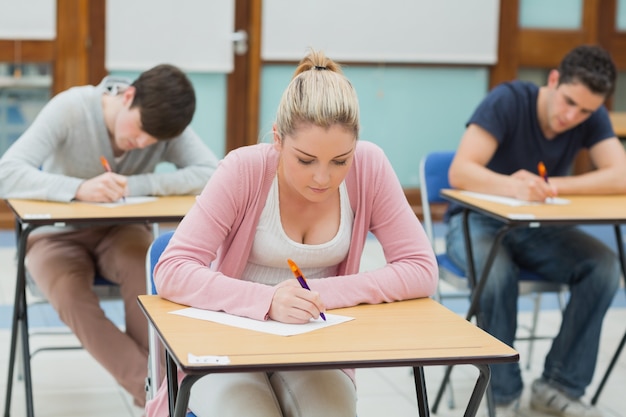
[{"xmin": 446, "ymin": 45, "xmax": 625, "ymax": 417}]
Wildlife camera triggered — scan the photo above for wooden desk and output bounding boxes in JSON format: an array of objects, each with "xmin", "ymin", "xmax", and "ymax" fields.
[
  {"xmin": 441, "ymin": 190, "xmax": 626, "ymax": 225},
  {"xmin": 609, "ymin": 111, "xmax": 626, "ymax": 139},
  {"xmin": 138, "ymin": 295, "xmax": 519, "ymax": 417},
  {"xmin": 5, "ymin": 196, "xmax": 195, "ymax": 225},
  {"xmin": 439, "ymin": 189, "xmax": 626, "ymax": 321},
  {"xmin": 3, "ymin": 196, "xmax": 196, "ymax": 417},
  {"xmin": 439, "ymin": 189, "xmax": 626, "ymax": 406}
]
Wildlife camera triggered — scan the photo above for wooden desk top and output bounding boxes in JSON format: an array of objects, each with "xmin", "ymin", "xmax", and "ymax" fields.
[
  {"xmin": 139, "ymin": 295, "xmax": 518, "ymax": 374},
  {"xmin": 609, "ymin": 111, "xmax": 626, "ymax": 138},
  {"xmin": 441, "ymin": 189, "xmax": 626, "ymax": 224},
  {"xmin": 5, "ymin": 195, "xmax": 196, "ymax": 225}
]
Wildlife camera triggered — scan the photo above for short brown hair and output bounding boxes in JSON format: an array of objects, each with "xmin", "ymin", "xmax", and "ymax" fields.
[
  {"xmin": 558, "ymin": 45, "xmax": 616, "ymax": 98},
  {"xmin": 131, "ymin": 64, "xmax": 196, "ymax": 140}
]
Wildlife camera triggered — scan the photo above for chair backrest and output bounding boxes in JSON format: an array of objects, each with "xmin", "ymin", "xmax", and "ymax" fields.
[
  {"xmin": 145, "ymin": 230, "xmax": 175, "ymax": 401},
  {"xmin": 145, "ymin": 230, "xmax": 175, "ymax": 296},
  {"xmin": 144, "ymin": 230, "xmax": 199, "ymax": 417},
  {"xmin": 419, "ymin": 151, "xmax": 455, "ymax": 244}
]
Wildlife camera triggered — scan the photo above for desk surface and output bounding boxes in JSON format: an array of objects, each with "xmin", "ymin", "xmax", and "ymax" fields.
[
  {"xmin": 139, "ymin": 295, "xmax": 518, "ymax": 374},
  {"xmin": 441, "ymin": 190, "xmax": 626, "ymax": 224},
  {"xmin": 5, "ymin": 196, "xmax": 196, "ymax": 225}
]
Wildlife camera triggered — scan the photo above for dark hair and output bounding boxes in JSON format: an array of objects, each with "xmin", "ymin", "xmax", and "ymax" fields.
[
  {"xmin": 558, "ymin": 45, "xmax": 617, "ymax": 98},
  {"xmin": 130, "ymin": 64, "xmax": 196, "ymax": 140}
]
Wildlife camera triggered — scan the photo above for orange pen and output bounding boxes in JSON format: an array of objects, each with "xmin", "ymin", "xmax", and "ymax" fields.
[
  {"xmin": 287, "ymin": 259, "xmax": 326, "ymax": 321},
  {"xmin": 537, "ymin": 161, "xmax": 549, "ymax": 183},
  {"xmin": 100, "ymin": 155, "xmax": 112, "ymax": 172},
  {"xmin": 99, "ymin": 155, "xmax": 125, "ymax": 202}
]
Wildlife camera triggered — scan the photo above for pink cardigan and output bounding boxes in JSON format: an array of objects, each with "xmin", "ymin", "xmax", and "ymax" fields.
[{"xmin": 146, "ymin": 141, "xmax": 438, "ymax": 416}]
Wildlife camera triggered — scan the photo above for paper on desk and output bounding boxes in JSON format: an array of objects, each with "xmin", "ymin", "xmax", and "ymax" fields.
[
  {"xmin": 170, "ymin": 307, "xmax": 354, "ymax": 336},
  {"xmin": 460, "ymin": 191, "xmax": 569, "ymax": 206},
  {"xmin": 90, "ymin": 196, "xmax": 158, "ymax": 208}
]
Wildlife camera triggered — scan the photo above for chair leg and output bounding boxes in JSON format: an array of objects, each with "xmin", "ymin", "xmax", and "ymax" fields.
[
  {"xmin": 557, "ymin": 290, "xmax": 566, "ymax": 311},
  {"xmin": 526, "ymin": 293, "xmax": 542, "ymax": 370},
  {"xmin": 16, "ymin": 331, "xmax": 24, "ymax": 381},
  {"xmin": 446, "ymin": 377, "xmax": 456, "ymax": 409}
]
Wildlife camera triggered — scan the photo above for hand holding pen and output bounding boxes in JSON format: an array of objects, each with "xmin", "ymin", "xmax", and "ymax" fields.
[
  {"xmin": 73, "ymin": 155, "xmax": 127, "ymax": 202},
  {"xmin": 287, "ymin": 259, "xmax": 327, "ymax": 321},
  {"xmin": 537, "ymin": 161, "xmax": 557, "ymax": 201}
]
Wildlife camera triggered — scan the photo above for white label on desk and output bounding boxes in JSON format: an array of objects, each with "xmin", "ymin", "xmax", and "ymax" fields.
[
  {"xmin": 23, "ymin": 213, "xmax": 52, "ymax": 219},
  {"xmin": 188, "ymin": 353, "xmax": 231, "ymax": 365},
  {"xmin": 507, "ymin": 214, "xmax": 536, "ymax": 220}
]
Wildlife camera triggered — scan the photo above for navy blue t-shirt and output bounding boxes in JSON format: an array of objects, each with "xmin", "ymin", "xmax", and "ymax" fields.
[{"xmin": 446, "ymin": 80, "xmax": 614, "ymax": 219}]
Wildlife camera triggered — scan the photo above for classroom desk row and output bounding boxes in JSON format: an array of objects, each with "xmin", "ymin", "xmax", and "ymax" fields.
[
  {"xmin": 2, "ymin": 196, "xmax": 518, "ymax": 417},
  {"xmin": 6, "ymin": 192, "xmax": 626, "ymax": 416}
]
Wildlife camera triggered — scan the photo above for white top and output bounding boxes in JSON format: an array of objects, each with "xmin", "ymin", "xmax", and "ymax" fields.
[{"xmin": 242, "ymin": 175, "xmax": 354, "ymax": 285}]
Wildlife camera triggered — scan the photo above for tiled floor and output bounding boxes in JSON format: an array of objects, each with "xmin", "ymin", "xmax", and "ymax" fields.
[{"xmin": 0, "ymin": 231, "xmax": 624, "ymax": 417}]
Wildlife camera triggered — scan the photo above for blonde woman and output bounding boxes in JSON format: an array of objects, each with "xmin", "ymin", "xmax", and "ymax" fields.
[{"xmin": 146, "ymin": 50, "xmax": 438, "ymax": 417}]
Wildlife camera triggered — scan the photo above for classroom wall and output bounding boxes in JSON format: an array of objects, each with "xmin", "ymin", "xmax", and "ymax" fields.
[
  {"xmin": 9, "ymin": 0, "xmax": 626, "ymax": 186},
  {"xmin": 258, "ymin": 66, "xmax": 488, "ymax": 187}
]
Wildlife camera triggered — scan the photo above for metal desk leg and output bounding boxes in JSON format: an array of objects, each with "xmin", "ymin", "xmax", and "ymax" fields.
[
  {"xmin": 413, "ymin": 366, "xmax": 429, "ymax": 417},
  {"xmin": 464, "ymin": 365, "xmax": 491, "ymax": 417},
  {"xmin": 165, "ymin": 352, "xmax": 177, "ymax": 417},
  {"xmin": 165, "ymin": 350, "xmax": 203, "ymax": 417},
  {"xmin": 4, "ymin": 223, "xmax": 36, "ymax": 417},
  {"xmin": 591, "ymin": 330, "xmax": 625, "ymax": 405},
  {"xmin": 173, "ymin": 374, "xmax": 203, "ymax": 417},
  {"xmin": 432, "ymin": 209, "xmax": 510, "ymax": 414}
]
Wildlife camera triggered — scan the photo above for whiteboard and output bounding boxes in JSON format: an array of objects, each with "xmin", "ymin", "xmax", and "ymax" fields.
[
  {"xmin": 262, "ymin": 0, "xmax": 500, "ymax": 64},
  {"xmin": 0, "ymin": 0, "xmax": 56, "ymax": 40},
  {"xmin": 106, "ymin": 0, "xmax": 235, "ymax": 72}
]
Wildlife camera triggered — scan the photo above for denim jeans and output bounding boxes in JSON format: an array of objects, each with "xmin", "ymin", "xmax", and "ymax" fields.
[{"xmin": 446, "ymin": 212, "xmax": 620, "ymax": 404}]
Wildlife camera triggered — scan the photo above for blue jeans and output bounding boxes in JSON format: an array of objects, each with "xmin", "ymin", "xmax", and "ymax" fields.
[{"xmin": 446, "ymin": 212, "xmax": 620, "ymax": 404}]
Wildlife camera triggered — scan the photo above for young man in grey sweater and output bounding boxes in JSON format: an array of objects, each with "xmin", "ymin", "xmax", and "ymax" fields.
[{"xmin": 0, "ymin": 64, "xmax": 218, "ymax": 407}]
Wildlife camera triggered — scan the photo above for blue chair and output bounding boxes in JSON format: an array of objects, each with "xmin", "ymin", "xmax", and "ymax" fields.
[
  {"xmin": 419, "ymin": 151, "xmax": 566, "ymax": 413},
  {"xmin": 144, "ymin": 230, "xmax": 197, "ymax": 417}
]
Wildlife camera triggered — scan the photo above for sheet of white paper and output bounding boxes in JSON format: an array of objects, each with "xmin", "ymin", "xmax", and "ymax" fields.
[
  {"xmin": 170, "ymin": 307, "xmax": 354, "ymax": 336},
  {"xmin": 460, "ymin": 191, "xmax": 569, "ymax": 207},
  {"xmin": 544, "ymin": 197, "xmax": 570, "ymax": 205},
  {"xmin": 89, "ymin": 196, "xmax": 158, "ymax": 208}
]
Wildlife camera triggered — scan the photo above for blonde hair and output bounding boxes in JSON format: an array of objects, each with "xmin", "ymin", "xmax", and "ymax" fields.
[{"xmin": 275, "ymin": 49, "xmax": 360, "ymax": 140}]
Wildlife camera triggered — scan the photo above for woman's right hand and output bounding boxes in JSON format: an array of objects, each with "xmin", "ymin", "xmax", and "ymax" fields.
[{"xmin": 267, "ymin": 280, "xmax": 326, "ymax": 323}]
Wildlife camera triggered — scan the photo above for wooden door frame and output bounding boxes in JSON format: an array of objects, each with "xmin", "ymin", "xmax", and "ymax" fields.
[
  {"xmin": 490, "ymin": 0, "xmax": 621, "ymax": 88},
  {"xmin": 226, "ymin": 0, "xmax": 263, "ymax": 153}
]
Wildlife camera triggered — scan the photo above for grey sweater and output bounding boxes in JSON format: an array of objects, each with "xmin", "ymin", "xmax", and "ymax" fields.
[{"xmin": 0, "ymin": 77, "xmax": 218, "ymax": 202}]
